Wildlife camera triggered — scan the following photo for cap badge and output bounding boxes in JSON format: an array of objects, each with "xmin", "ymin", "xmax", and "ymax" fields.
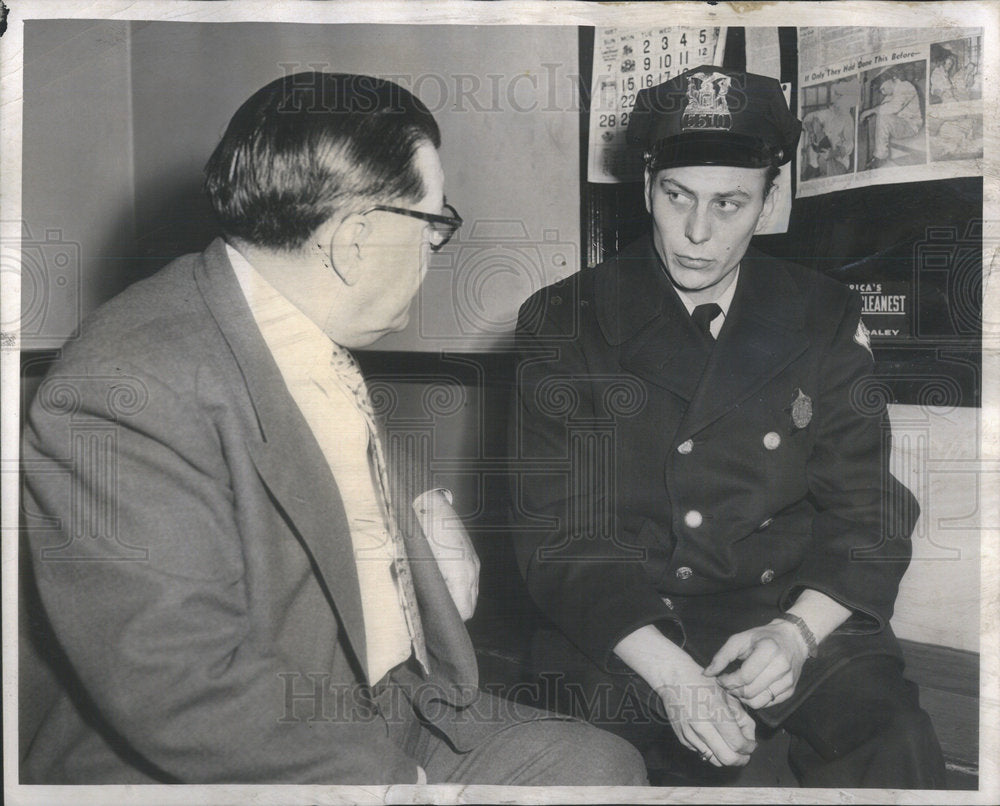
[
  {"xmin": 790, "ymin": 388, "xmax": 813, "ymax": 429},
  {"xmin": 682, "ymin": 71, "xmax": 733, "ymax": 131}
]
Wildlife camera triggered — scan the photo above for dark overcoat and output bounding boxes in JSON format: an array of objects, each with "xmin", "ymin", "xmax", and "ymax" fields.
[{"xmin": 510, "ymin": 236, "xmax": 918, "ymax": 725}]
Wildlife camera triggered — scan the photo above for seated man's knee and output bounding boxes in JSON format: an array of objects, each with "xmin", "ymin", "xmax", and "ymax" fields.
[
  {"xmin": 575, "ymin": 723, "xmax": 649, "ymax": 786},
  {"xmin": 542, "ymin": 720, "xmax": 649, "ymax": 786}
]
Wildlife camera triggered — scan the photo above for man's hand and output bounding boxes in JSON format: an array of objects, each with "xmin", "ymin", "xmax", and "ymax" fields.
[
  {"xmin": 614, "ymin": 625, "xmax": 756, "ymax": 767},
  {"xmin": 412, "ymin": 489, "xmax": 479, "ymax": 620},
  {"xmin": 704, "ymin": 620, "xmax": 809, "ymax": 709},
  {"xmin": 655, "ymin": 653, "xmax": 758, "ymax": 767}
]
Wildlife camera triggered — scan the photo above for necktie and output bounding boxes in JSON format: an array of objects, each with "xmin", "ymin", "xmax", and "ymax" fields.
[
  {"xmin": 691, "ymin": 302, "xmax": 723, "ymax": 341},
  {"xmin": 329, "ymin": 344, "xmax": 430, "ymax": 676}
]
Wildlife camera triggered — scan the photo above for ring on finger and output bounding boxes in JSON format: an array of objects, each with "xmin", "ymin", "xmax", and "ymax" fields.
[{"xmin": 766, "ymin": 685, "xmax": 777, "ymax": 703}]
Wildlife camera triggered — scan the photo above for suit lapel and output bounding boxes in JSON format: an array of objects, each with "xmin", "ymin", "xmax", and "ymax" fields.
[
  {"xmin": 193, "ymin": 239, "xmax": 370, "ymax": 679},
  {"xmin": 677, "ymin": 250, "xmax": 810, "ymax": 439}
]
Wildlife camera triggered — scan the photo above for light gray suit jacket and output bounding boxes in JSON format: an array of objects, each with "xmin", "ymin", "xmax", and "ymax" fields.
[{"xmin": 21, "ymin": 239, "xmax": 487, "ymax": 783}]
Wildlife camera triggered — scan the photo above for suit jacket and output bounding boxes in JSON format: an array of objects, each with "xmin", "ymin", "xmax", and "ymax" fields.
[
  {"xmin": 20, "ymin": 239, "xmax": 486, "ymax": 783},
  {"xmin": 510, "ymin": 236, "xmax": 918, "ymax": 725}
]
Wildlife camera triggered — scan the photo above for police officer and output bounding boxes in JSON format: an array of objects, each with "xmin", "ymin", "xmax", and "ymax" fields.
[{"xmin": 510, "ymin": 66, "xmax": 946, "ymax": 787}]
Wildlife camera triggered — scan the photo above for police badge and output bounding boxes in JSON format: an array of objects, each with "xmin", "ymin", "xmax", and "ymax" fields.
[{"xmin": 791, "ymin": 388, "xmax": 813, "ymax": 429}]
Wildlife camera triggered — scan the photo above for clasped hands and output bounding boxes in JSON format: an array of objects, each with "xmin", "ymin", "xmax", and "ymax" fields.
[{"xmin": 656, "ymin": 620, "xmax": 810, "ymax": 767}]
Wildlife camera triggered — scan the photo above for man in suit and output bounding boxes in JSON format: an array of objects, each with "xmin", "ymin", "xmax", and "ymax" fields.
[
  {"xmin": 20, "ymin": 72, "xmax": 647, "ymax": 786},
  {"xmin": 510, "ymin": 66, "xmax": 945, "ymax": 787}
]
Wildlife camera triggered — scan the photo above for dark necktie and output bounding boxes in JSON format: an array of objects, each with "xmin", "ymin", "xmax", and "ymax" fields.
[{"xmin": 691, "ymin": 302, "xmax": 723, "ymax": 341}]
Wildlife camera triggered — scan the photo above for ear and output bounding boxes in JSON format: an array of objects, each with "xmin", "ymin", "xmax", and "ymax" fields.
[
  {"xmin": 326, "ymin": 213, "xmax": 370, "ymax": 286},
  {"xmin": 643, "ymin": 168, "xmax": 654, "ymax": 214},
  {"xmin": 754, "ymin": 183, "xmax": 779, "ymax": 234}
]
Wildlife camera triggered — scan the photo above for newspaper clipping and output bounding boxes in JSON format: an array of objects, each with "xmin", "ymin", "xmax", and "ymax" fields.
[{"xmin": 797, "ymin": 26, "xmax": 983, "ymax": 198}]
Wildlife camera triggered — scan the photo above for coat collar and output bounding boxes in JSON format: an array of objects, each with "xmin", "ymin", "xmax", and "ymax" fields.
[
  {"xmin": 193, "ymin": 238, "xmax": 371, "ymax": 682},
  {"xmin": 598, "ymin": 237, "xmax": 810, "ymax": 436}
]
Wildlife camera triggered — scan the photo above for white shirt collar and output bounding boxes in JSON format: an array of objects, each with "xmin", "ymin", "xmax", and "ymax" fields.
[
  {"xmin": 673, "ymin": 265, "xmax": 741, "ymax": 317},
  {"xmin": 225, "ymin": 242, "xmax": 333, "ymax": 379}
]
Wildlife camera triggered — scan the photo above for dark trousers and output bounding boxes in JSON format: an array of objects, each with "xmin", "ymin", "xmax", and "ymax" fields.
[{"xmin": 531, "ymin": 629, "xmax": 947, "ymax": 789}]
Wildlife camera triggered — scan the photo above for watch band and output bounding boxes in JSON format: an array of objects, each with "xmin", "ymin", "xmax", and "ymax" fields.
[{"xmin": 774, "ymin": 612, "xmax": 819, "ymax": 658}]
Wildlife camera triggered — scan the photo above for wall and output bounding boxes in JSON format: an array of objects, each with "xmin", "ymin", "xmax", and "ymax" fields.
[
  {"xmin": 126, "ymin": 21, "xmax": 580, "ymax": 352},
  {"xmin": 21, "ymin": 20, "xmax": 135, "ymax": 348},
  {"xmin": 890, "ymin": 404, "xmax": 980, "ymax": 651}
]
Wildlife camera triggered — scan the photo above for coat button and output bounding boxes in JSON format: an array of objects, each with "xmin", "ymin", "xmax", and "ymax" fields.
[
  {"xmin": 683, "ymin": 510, "xmax": 703, "ymax": 528},
  {"xmin": 662, "ymin": 596, "xmax": 674, "ymax": 610},
  {"xmin": 758, "ymin": 517, "xmax": 773, "ymax": 530},
  {"xmin": 675, "ymin": 566, "xmax": 693, "ymax": 580},
  {"xmin": 760, "ymin": 568, "xmax": 775, "ymax": 584},
  {"xmin": 677, "ymin": 439, "xmax": 694, "ymax": 455},
  {"xmin": 763, "ymin": 431, "xmax": 781, "ymax": 450}
]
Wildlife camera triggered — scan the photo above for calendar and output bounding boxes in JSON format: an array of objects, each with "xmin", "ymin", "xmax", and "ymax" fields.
[{"xmin": 588, "ymin": 26, "xmax": 726, "ymax": 183}]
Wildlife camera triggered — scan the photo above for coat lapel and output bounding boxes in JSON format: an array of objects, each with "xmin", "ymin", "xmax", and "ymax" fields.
[
  {"xmin": 597, "ymin": 236, "xmax": 711, "ymax": 403},
  {"xmin": 677, "ymin": 249, "xmax": 810, "ymax": 440},
  {"xmin": 597, "ymin": 240, "xmax": 810, "ymax": 435},
  {"xmin": 193, "ymin": 239, "xmax": 370, "ymax": 680}
]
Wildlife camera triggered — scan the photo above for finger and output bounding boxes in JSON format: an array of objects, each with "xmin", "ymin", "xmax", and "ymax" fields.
[
  {"xmin": 767, "ymin": 670, "xmax": 796, "ymax": 705},
  {"xmin": 727, "ymin": 694, "xmax": 757, "ymax": 741},
  {"xmin": 718, "ymin": 639, "xmax": 779, "ymax": 692},
  {"xmin": 692, "ymin": 722, "xmax": 751, "ymax": 767},
  {"xmin": 739, "ymin": 655, "xmax": 789, "ymax": 701},
  {"xmin": 723, "ymin": 692, "xmax": 758, "ymax": 746},
  {"xmin": 704, "ymin": 633, "xmax": 753, "ymax": 676},
  {"xmin": 714, "ymin": 703, "xmax": 758, "ymax": 756},
  {"xmin": 743, "ymin": 667, "xmax": 794, "ymax": 710},
  {"xmin": 674, "ymin": 723, "xmax": 714, "ymax": 763}
]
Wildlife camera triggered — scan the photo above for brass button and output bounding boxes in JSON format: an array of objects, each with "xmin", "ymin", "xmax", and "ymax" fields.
[
  {"xmin": 677, "ymin": 439, "xmax": 694, "ymax": 455},
  {"xmin": 758, "ymin": 517, "xmax": 773, "ymax": 530},
  {"xmin": 683, "ymin": 510, "xmax": 703, "ymax": 528},
  {"xmin": 675, "ymin": 566, "xmax": 693, "ymax": 580},
  {"xmin": 760, "ymin": 568, "xmax": 775, "ymax": 584},
  {"xmin": 763, "ymin": 431, "xmax": 781, "ymax": 450}
]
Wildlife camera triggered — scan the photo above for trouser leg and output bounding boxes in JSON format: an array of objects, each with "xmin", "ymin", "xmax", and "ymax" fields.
[
  {"xmin": 782, "ymin": 655, "xmax": 946, "ymax": 788},
  {"xmin": 379, "ymin": 674, "xmax": 648, "ymax": 786}
]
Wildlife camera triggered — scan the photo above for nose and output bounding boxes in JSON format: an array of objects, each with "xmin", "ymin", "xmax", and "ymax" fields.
[{"xmin": 685, "ymin": 205, "xmax": 711, "ymax": 244}]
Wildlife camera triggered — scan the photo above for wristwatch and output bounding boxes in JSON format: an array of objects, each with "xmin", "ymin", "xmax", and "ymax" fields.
[{"xmin": 774, "ymin": 612, "xmax": 819, "ymax": 658}]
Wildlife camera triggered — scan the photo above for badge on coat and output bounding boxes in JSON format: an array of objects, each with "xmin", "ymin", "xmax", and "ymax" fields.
[
  {"xmin": 854, "ymin": 317, "xmax": 873, "ymax": 358},
  {"xmin": 791, "ymin": 388, "xmax": 813, "ymax": 429}
]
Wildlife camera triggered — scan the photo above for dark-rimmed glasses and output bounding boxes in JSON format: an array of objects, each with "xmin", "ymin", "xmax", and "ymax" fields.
[{"xmin": 360, "ymin": 202, "xmax": 463, "ymax": 251}]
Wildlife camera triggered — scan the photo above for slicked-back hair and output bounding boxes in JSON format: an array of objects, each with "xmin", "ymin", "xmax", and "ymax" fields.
[{"xmin": 204, "ymin": 72, "xmax": 441, "ymax": 251}]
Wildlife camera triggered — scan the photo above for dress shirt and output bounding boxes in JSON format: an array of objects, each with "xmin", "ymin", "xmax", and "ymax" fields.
[{"xmin": 226, "ymin": 243, "xmax": 411, "ymax": 684}]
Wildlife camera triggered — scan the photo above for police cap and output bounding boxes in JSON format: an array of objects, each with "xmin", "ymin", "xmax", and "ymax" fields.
[{"xmin": 627, "ymin": 66, "xmax": 801, "ymax": 171}]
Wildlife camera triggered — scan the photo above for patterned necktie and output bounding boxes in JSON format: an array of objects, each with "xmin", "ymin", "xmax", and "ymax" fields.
[
  {"xmin": 328, "ymin": 344, "xmax": 429, "ymax": 676},
  {"xmin": 691, "ymin": 302, "xmax": 723, "ymax": 342}
]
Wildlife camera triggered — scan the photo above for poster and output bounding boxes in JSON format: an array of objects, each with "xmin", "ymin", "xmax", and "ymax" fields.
[{"xmin": 797, "ymin": 26, "xmax": 984, "ymax": 198}]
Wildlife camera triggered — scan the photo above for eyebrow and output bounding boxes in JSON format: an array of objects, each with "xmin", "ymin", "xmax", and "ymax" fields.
[{"xmin": 660, "ymin": 177, "xmax": 753, "ymax": 201}]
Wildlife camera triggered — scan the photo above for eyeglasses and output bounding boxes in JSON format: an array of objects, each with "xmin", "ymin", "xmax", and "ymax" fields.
[{"xmin": 360, "ymin": 202, "xmax": 463, "ymax": 251}]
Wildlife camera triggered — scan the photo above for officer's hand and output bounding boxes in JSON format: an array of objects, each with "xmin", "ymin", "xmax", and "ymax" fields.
[
  {"xmin": 704, "ymin": 620, "xmax": 809, "ymax": 709},
  {"xmin": 655, "ymin": 652, "xmax": 757, "ymax": 767}
]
